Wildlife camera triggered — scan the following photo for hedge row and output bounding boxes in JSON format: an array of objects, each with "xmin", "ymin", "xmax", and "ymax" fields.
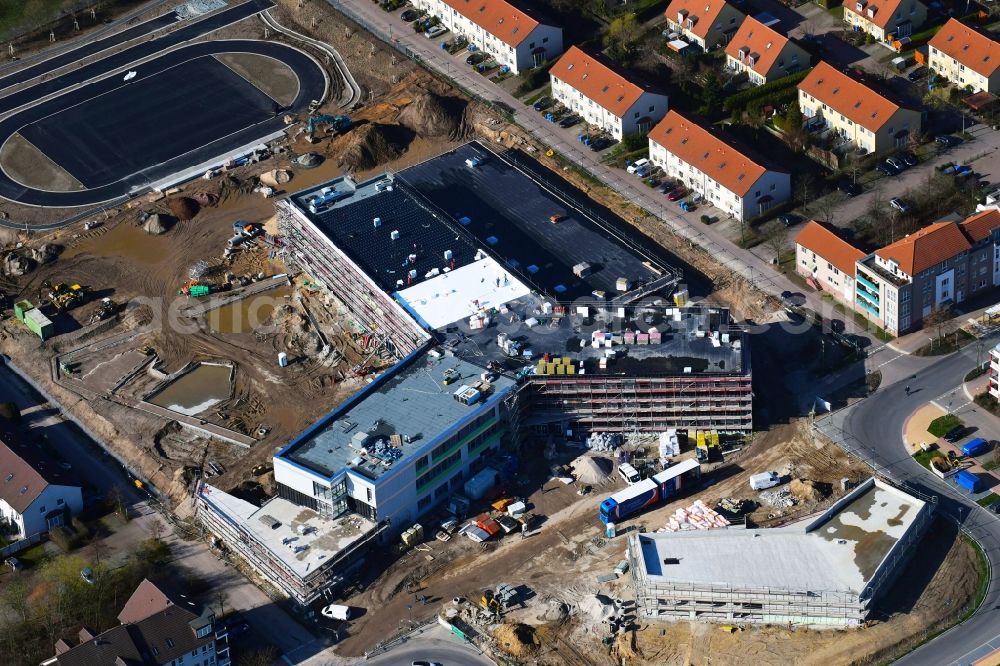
[{"xmin": 724, "ymin": 68, "xmax": 812, "ymax": 113}]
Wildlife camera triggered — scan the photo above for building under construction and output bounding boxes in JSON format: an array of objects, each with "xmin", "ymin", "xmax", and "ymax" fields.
[
  {"xmin": 628, "ymin": 479, "xmax": 932, "ymax": 627},
  {"xmin": 198, "ymin": 142, "xmax": 753, "ymax": 606}
]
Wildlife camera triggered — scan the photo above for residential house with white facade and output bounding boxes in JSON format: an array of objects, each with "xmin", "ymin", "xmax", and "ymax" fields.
[
  {"xmin": 928, "ymin": 19, "xmax": 1000, "ymax": 93},
  {"xmin": 549, "ymin": 46, "xmax": 668, "ymax": 140},
  {"xmin": 724, "ymin": 17, "xmax": 809, "ymax": 84},
  {"xmin": 409, "ymin": 0, "xmax": 562, "ymax": 73},
  {"xmin": 663, "ymin": 0, "xmax": 746, "ymax": 50},
  {"xmin": 648, "ymin": 110, "xmax": 791, "ymax": 222},
  {"xmin": 798, "ymin": 61, "xmax": 922, "ymax": 156},
  {"xmin": 0, "ymin": 433, "xmax": 82, "ymax": 539},
  {"xmin": 843, "ymin": 0, "xmax": 926, "ymax": 42},
  {"xmin": 795, "ymin": 221, "xmax": 865, "ymax": 304}
]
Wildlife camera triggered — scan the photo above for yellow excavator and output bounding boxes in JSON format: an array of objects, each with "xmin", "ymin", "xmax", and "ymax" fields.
[{"xmin": 43, "ymin": 281, "xmax": 88, "ymax": 311}]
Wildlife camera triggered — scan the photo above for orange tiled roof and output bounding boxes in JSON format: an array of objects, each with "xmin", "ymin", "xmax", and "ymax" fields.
[
  {"xmin": 876, "ymin": 221, "xmax": 971, "ymax": 275},
  {"xmin": 549, "ymin": 46, "xmax": 651, "ymax": 118},
  {"xmin": 798, "ymin": 61, "xmax": 902, "ymax": 132},
  {"xmin": 443, "ymin": 0, "xmax": 542, "ymax": 48},
  {"xmin": 959, "ymin": 207, "xmax": 1000, "ymax": 242},
  {"xmin": 648, "ymin": 110, "xmax": 780, "ymax": 196},
  {"xmin": 844, "ymin": 0, "xmax": 911, "ymax": 31},
  {"xmin": 664, "ymin": 0, "xmax": 742, "ymax": 40},
  {"xmin": 795, "ymin": 221, "xmax": 864, "ymax": 276},
  {"xmin": 929, "ymin": 19, "xmax": 1000, "ymax": 80},
  {"xmin": 724, "ymin": 17, "xmax": 795, "ymax": 78}
]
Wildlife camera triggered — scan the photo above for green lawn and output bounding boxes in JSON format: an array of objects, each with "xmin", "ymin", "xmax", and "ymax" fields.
[
  {"xmin": 975, "ymin": 492, "xmax": 999, "ymax": 507},
  {"xmin": 915, "ymin": 329, "xmax": 976, "ymax": 356},
  {"xmin": 912, "ymin": 449, "xmax": 939, "ymax": 470},
  {"xmin": 928, "ymin": 414, "xmax": 963, "ymax": 438},
  {"xmin": 827, "ymin": 6, "xmax": 845, "ymax": 19}
]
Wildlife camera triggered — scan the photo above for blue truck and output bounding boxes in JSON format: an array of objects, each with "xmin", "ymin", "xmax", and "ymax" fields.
[
  {"xmin": 599, "ymin": 459, "xmax": 701, "ymax": 524},
  {"xmin": 956, "ymin": 470, "xmax": 984, "ymax": 493},
  {"xmin": 961, "ymin": 437, "xmax": 991, "ymax": 457}
]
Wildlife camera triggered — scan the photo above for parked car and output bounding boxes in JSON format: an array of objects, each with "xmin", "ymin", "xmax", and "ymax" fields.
[
  {"xmin": 899, "ymin": 151, "xmax": 918, "ymax": 167},
  {"xmin": 876, "ymin": 161, "xmax": 898, "ymax": 177},
  {"xmin": 321, "ymin": 604, "xmax": 353, "ymax": 621},
  {"xmin": 424, "ymin": 25, "xmax": 447, "ymax": 38},
  {"xmin": 400, "ymin": 9, "xmax": 419, "ymax": 21},
  {"xmin": 889, "ymin": 197, "xmax": 911, "ymax": 212},
  {"xmin": 907, "ymin": 67, "xmax": 926, "ymax": 81},
  {"xmin": 779, "ymin": 214, "xmax": 803, "ymax": 227},
  {"xmin": 936, "ymin": 135, "xmax": 962, "ymax": 148},
  {"xmin": 886, "ymin": 156, "xmax": 907, "ymax": 171},
  {"xmin": 466, "ymin": 52, "xmax": 486, "ymax": 66},
  {"xmin": 589, "ymin": 137, "xmax": 612, "ymax": 151},
  {"xmin": 667, "ymin": 187, "xmax": 687, "ymax": 201},
  {"xmin": 837, "ymin": 179, "xmax": 862, "ymax": 197},
  {"xmin": 626, "ymin": 158, "xmax": 649, "ymax": 174},
  {"xmin": 532, "ymin": 96, "xmax": 551, "ymax": 112},
  {"xmin": 558, "ymin": 115, "xmax": 579, "ymax": 128},
  {"xmin": 658, "ymin": 181, "xmax": 674, "ymax": 194},
  {"xmin": 80, "ymin": 567, "xmax": 95, "ymax": 585},
  {"xmin": 750, "ymin": 471, "xmax": 781, "ymax": 491},
  {"xmin": 945, "ymin": 425, "xmax": 970, "ymax": 442}
]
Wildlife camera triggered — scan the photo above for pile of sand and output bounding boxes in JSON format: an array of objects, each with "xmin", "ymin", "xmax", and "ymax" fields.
[
  {"xmin": 295, "ymin": 153, "xmax": 324, "ymax": 168},
  {"xmin": 167, "ymin": 196, "xmax": 199, "ymax": 221},
  {"xmin": 260, "ymin": 169, "xmax": 292, "ymax": 186},
  {"xmin": 336, "ymin": 123, "xmax": 405, "ymax": 172},
  {"xmin": 790, "ymin": 479, "xmax": 829, "ymax": 503},
  {"xmin": 397, "ymin": 91, "xmax": 467, "ymax": 139},
  {"xmin": 143, "ymin": 214, "xmax": 171, "ymax": 235},
  {"xmin": 493, "ymin": 623, "xmax": 539, "ymax": 658},
  {"xmin": 572, "ymin": 455, "xmax": 613, "ymax": 485},
  {"xmin": 579, "ymin": 594, "xmax": 616, "ymax": 623}
]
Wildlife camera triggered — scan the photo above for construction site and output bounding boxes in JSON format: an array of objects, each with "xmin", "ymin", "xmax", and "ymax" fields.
[{"xmin": 0, "ymin": 1, "xmax": 984, "ymax": 664}]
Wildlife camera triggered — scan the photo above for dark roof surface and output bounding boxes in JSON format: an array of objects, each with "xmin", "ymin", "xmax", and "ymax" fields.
[{"xmin": 0, "ymin": 431, "xmax": 79, "ymax": 514}]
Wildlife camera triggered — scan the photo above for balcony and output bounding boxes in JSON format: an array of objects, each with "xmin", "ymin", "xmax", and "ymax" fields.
[
  {"xmin": 855, "ymin": 272, "xmax": 879, "ymax": 292},
  {"xmin": 855, "ymin": 288, "xmax": 879, "ymax": 307},
  {"xmin": 857, "ymin": 300, "xmax": 880, "ymax": 317}
]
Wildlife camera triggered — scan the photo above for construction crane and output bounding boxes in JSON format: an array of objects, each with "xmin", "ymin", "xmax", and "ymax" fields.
[{"xmin": 307, "ymin": 114, "xmax": 352, "ymax": 142}]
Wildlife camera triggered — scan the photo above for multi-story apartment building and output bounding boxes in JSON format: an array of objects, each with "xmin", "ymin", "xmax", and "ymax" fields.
[
  {"xmin": 45, "ymin": 579, "xmax": 229, "ymax": 666},
  {"xmin": 795, "ymin": 221, "xmax": 865, "ymax": 304},
  {"xmin": 408, "ymin": 0, "xmax": 562, "ymax": 73},
  {"xmin": 663, "ymin": 0, "xmax": 746, "ymax": 50},
  {"xmin": 549, "ymin": 46, "xmax": 668, "ymax": 140},
  {"xmin": 798, "ymin": 61, "xmax": 922, "ymax": 156},
  {"xmin": 724, "ymin": 17, "xmax": 809, "ymax": 85},
  {"xmin": 928, "ymin": 19, "xmax": 1000, "ymax": 93},
  {"xmin": 648, "ymin": 110, "xmax": 791, "ymax": 222},
  {"xmin": 843, "ymin": 0, "xmax": 926, "ymax": 42},
  {"xmin": 0, "ymin": 432, "xmax": 82, "ymax": 539},
  {"xmin": 989, "ymin": 342, "xmax": 1000, "ymax": 398},
  {"xmin": 800, "ymin": 209, "xmax": 1000, "ymax": 335}
]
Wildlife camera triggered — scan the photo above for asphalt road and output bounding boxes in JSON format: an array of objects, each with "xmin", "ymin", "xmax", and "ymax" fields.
[
  {"xmin": 817, "ymin": 341, "xmax": 1000, "ymax": 666},
  {"xmin": 363, "ymin": 630, "xmax": 496, "ymax": 666},
  {"xmin": 0, "ymin": 39, "xmax": 325, "ymax": 207},
  {"xmin": 0, "ymin": 11, "xmax": 179, "ymax": 93}
]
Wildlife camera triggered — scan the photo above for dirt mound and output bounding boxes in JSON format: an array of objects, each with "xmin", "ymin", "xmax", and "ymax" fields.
[
  {"xmin": 397, "ymin": 91, "xmax": 467, "ymax": 139},
  {"xmin": 143, "ymin": 214, "xmax": 173, "ymax": 235},
  {"xmin": 493, "ymin": 623, "xmax": 539, "ymax": 658},
  {"xmin": 790, "ymin": 478, "xmax": 829, "ymax": 503},
  {"xmin": 337, "ymin": 123, "xmax": 407, "ymax": 172},
  {"xmin": 260, "ymin": 169, "xmax": 292, "ymax": 187},
  {"xmin": 193, "ymin": 192, "xmax": 218, "ymax": 207},
  {"xmin": 571, "ymin": 455, "xmax": 613, "ymax": 485},
  {"xmin": 167, "ymin": 196, "xmax": 199, "ymax": 221}
]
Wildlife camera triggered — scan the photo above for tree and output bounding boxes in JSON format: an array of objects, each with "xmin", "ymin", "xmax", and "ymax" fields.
[
  {"xmin": 795, "ymin": 172, "xmax": 817, "ymax": 212},
  {"xmin": 603, "ymin": 14, "xmax": 639, "ymax": 62},
  {"xmin": 700, "ymin": 74, "xmax": 724, "ymax": 115},
  {"xmin": 782, "ymin": 102, "xmax": 807, "ymax": 152},
  {"xmin": 813, "ymin": 192, "xmax": 844, "ymax": 227},
  {"xmin": 924, "ymin": 305, "xmax": 955, "ymax": 351},
  {"xmin": 762, "ymin": 222, "xmax": 788, "ymax": 264},
  {"xmin": 239, "ymin": 647, "xmax": 279, "ymax": 666}
]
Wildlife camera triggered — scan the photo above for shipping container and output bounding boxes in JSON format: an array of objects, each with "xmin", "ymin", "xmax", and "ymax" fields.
[
  {"xmin": 962, "ymin": 438, "xmax": 991, "ymax": 458},
  {"xmin": 24, "ymin": 309, "xmax": 53, "ymax": 340},
  {"xmin": 464, "ymin": 467, "xmax": 498, "ymax": 500},
  {"xmin": 956, "ymin": 470, "xmax": 984, "ymax": 493}
]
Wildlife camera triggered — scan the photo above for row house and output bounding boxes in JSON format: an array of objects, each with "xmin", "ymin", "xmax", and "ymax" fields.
[
  {"xmin": 409, "ymin": 0, "xmax": 562, "ymax": 73},
  {"xmin": 843, "ymin": 0, "xmax": 926, "ymax": 42},
  {"xmin": 663, "ymin": 0, "xmax": 746, "ymax": 50},
  {"xmin": 928, "ymin": 19, "xmax": 1000, "ymax": 94},
  {"xmin": 794, "ymin": 221, "xmax": 865, "ymax": 304},
  {"xmin": 648, "ymin": 110, "xmax": 790, "ymax": 222},
  {"xmin": 549, "ymin": 46, "xmax": 668, "ymax": 140},
  {"xmin": 724, "ymin": 17, "xmax": 809, "ymax": 85},
  {"xmin": 798, "ymin": 61, "xmax": 922, "ymax": 156}
]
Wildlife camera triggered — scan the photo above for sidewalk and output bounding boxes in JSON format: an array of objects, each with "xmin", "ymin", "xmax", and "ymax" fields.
[
  {"xmin": 888, "ymin": 302, "xmax": 1000, "ymax": 354},
  {"xmin": 324, "ymin": 0, "xmax": 870, "ymax": 339}
]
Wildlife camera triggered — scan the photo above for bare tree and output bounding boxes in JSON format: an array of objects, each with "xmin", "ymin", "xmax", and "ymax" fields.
[
  {"xmin": 762, "ymin": 222, "xmax": 789, "ymax": 264},
  {"xmin": 923, "ymin": 305, "xmax": 955, "ymax": 351},
  {"xmin": 813, "ymin": 192, "xmax": 845, "ymax": 227},
  {"xmin": 1, "ymin": 580, "xmax": 30, "ymax": 623},
  {"xmin": 796, "ymin": 173, "xmax": 817, "ymax": 213},
  {"xmin": 148, "ymin": 518, "xmax": 165, "ymax": 542},
  {"xmin": 238, "ymin": 646, "xmax": 279, "ymax": 666}
]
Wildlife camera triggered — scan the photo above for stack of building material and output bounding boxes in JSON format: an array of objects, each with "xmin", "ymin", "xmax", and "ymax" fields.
[
  {"xmin": 659, "ymin": 500, "xmax": 730, "ymax": 532},
  {"xmin": 587, "ymin": 432, "xmax": 622, "ymax": 452}
]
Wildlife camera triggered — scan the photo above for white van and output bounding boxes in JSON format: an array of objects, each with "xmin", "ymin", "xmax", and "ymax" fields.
[
  {"xmin": 321, "ymin": 604, "xmax": 353, "ymax": 621},
  {"xmin": 618, "ymin": 463, "xmax": 641, "ymax": 485},
  {"xmin": 749, "ymin": 471, "xmax": 781, "ymax": 491}
]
